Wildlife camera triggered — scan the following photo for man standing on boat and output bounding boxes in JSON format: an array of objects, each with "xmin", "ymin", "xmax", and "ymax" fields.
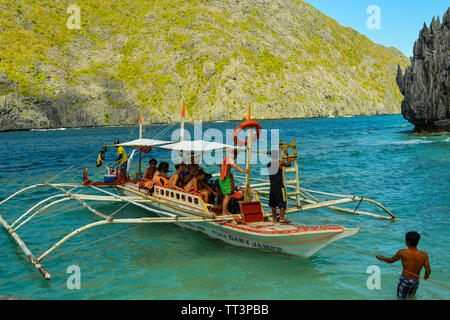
[
  {"xmin": 376, "ymin": 231, "xmax": 431, "ymax": 299},
  {"xmin": 219, "ymin": 149, "xmax": 247, "ymax": 216},
  {"xmin": 267, "ymin": 149, "xmax": 291, "ymax": 223},
  {"xmin": 114, "ymin": 140, "xmax": 128, "ymax": 181}
]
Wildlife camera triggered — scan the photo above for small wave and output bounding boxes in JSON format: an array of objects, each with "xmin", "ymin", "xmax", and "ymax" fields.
[
  {"xmin": 392, "ymin": 140, "xmax": 433, "ymax": 145},
  {"xmin": 30, "ymin": 127, "xmax": 67, "ymax": 132}
]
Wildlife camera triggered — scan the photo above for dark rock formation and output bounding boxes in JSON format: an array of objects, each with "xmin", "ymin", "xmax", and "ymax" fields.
[{"xmin": 397, "ymin": 8, "xmax": 450, "ymax": 132}]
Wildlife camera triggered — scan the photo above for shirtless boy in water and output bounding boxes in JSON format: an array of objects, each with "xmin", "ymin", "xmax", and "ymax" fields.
[{"xmin": 377, "ymin": 231, "xmax": 431, "ymax": 299}]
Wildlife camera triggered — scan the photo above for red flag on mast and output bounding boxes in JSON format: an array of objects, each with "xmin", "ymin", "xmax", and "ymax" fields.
[{"xmin": 181, "ymin": 99, "xmax": 185, "ymax": 118}]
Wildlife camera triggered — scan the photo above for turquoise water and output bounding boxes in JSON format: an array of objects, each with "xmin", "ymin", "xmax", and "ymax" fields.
[{"xmin": 0, "ymin": 115, "xmax": 448, "ymax": 300}]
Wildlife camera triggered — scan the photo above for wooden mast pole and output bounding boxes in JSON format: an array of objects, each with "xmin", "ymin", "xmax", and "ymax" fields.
[
  {"xmin": 244, "ymin": 104, "xmax": 252, "ymax": 202},
  {"xmin": 180, "ymin": 98, "xmax": 185, "ymax": 161},
  {"xmin": 138, "ymin": 107, "xmax": 143, "ymax": 176}
]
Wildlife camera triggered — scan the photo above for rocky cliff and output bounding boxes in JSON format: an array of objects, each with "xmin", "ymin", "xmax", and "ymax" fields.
[
  {"xmin": 0, "ymin": 0, "xmax": 410, "ymax": 131},
  {"xmin": 396, "ymin": 8, "xmax": 450, "ymax": 132}
]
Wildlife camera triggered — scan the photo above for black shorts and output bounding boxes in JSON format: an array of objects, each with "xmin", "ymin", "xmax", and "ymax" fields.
[{"xmin": 269, "ymin": 186, "xmax": 287, "ymax": 209}]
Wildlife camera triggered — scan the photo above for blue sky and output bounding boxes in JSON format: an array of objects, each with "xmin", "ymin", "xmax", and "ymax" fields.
[{"xmin": 303, "ymin": 0, "xmax": 449, "ymax": 57}]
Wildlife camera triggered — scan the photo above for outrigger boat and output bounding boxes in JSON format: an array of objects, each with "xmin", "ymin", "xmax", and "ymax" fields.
[{"xmin": 0, "ymin": 103, "xmax": 399, "ymax": 280}]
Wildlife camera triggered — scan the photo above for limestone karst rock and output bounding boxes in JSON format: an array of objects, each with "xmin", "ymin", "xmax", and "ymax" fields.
[{"xmin": 397, "ymin": 8, "xmax": 450, "ymax": 132}]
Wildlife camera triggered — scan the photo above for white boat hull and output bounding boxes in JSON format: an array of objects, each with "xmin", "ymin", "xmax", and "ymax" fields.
[{"xmin": 119, "ymin": 183, "xmax": 360, "ymax": 258}]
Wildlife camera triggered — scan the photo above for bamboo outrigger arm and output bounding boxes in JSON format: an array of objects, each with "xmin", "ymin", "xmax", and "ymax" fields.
[
  {"xmin": 0, "ymin": 183, "xmax": 236, "ymax": 279},
  {"xmin": 50, "ymin": 185, "xmax": 112, "ymax": 221},
  {"xmin": 298, "ymin": 188, "xmax": 397, "ymax": 220},
  {"xmin": 36, "ymin": 215, "xmax": 235, "ymax": 264},
  {"xmin": 235, "ymin": 175, "xmax": 398, "ymax": 221},
  {"xmin": 298, "ymin": 196, "xmax": 397, "ymax": 220},
  {"xmin": 8, "ymin": 194, "xmax": 67, "ymax": 230},
  {"xmin": 0, "ymin": 184, "xmax": 49, "ymax": 206},
  {"xmin": 298, "ymin": 197, "xmax": 395, "ymax": 220},
  {"xmin": 0, "ymin": 213, "xmax": 51, "ymax": 279},
  {"xmin": 10, "ymin": 197, "xmax": 72, "ymax": 233}
]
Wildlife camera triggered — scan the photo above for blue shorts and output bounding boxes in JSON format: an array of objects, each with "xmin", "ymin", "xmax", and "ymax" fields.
[{"xmin": 397, "ymin": 275, "xmax": 419, "ymax": 299}]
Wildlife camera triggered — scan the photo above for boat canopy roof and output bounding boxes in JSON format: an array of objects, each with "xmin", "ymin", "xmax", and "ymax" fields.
[
  {"xmin": 157, "ymin": 140, "xmax": 246, "ymax": 152},
  {"xmin": 113, "ymin": 138, "xmax": 174, "ymax": 147},
  {"xmin": 106, "ymin": 139, "xmax": 244, "ymax": 152}
]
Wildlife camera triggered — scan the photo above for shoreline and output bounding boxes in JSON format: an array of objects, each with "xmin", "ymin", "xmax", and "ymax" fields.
[{"xmin": 0, "ymin": 113, "xmax": 404, "ymax": 133}]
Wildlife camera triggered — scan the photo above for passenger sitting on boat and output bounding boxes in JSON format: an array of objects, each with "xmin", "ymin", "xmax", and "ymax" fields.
[
  {"xmin": 138, "ymin": 159, "xmax": 157, "ymax": 189},
  {"xmin": 143, "ymin": 159, "xmax": 157, "ymax": 181},
  {"xmin": 180, "ymin": 163, "xmax": 195, "ymax": 186},
  {"xmin": 177, "ymin": 163, "xmax": 189, "ymax": 187},
  {"xmin": 219, "ymin": 150, "xmax": 247, "ymax": 216},
  {"xmin": 153, "ymin": 162, "xmax": 170, "ymax": 187},
  {"xmin": 168, "ymin": 163, "xmax": 185, "ymax": 191},
  {"xmin": 197, "ymin": 170, "xmax": 217, "ymax": 203},
  {"xmin": 184, "ymin": 170, "xmax": 216, "ymax": 203}
]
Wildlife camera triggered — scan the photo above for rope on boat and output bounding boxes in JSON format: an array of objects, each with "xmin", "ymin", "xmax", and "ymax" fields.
[
  {"xmin": 353, "ymin": 197, "xmax": 363, "ymax": 214},
  {"xmin": 45, "ymin": 149, "xmax": 99, "ymax": 184}
]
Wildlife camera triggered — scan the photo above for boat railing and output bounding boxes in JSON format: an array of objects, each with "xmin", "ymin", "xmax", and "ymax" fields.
[{"xmin": 152, "ymin": 185, "xmax": 209, "ymax": 212}]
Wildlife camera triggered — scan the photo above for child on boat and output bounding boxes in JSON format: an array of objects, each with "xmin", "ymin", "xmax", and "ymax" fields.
[{"xmin": 377, "ymin": 231, "xmax": 431, "ymax": 299}]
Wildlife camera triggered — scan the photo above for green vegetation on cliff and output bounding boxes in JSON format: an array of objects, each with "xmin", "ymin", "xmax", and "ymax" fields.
[{"xmin": 0, "ymin": 0, "xmax": 410, "ymax": 130}]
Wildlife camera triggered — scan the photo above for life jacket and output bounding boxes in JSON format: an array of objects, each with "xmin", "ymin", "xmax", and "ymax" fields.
[
  {"xmin": 230, "ymin": 191, "xmax": 243, "ymax": 200},
  {"xmin": 96, "ymin": 147, "xmax": 106, "ymax": 167},
  {"xmin": 138, "ymin": 179, "xmax": 154, "ymax": 190},
  {"xmin": 156, "ymin": 176, "xmax": 169, "ymax": 188},
  {"xmin": 145, "ymin": 180, "xmax": 155, "ymax": 189}
]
